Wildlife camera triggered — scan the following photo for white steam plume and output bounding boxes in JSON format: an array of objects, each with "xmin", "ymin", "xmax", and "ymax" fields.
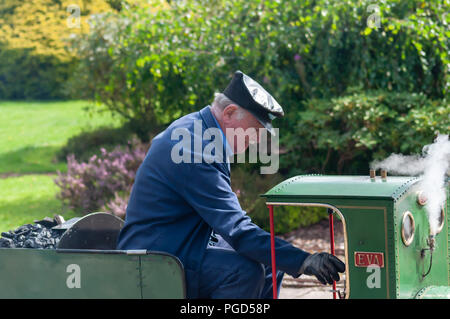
[{"xmin": 371, "ymin": 134, "xmax": 450, "ymax": 235}]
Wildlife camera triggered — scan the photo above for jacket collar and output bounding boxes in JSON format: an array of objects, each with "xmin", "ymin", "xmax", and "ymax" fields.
[
  {"xmin": 199, "ymin": 105, "xmax": 216, "ymax": 130},
  {"xmin": 199, "ymin": 106, "xmax": 231, "ymax": 174}
]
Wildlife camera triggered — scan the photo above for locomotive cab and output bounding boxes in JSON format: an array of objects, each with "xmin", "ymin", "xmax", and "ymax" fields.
[{"xmin": 262, "ymin": 174, "xmax": 450, "ymax": 299}]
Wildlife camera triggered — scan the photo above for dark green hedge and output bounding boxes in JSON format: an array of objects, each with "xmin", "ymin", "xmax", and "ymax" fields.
[
  {"xmin": 0, "ymin": 0, "xmax": 117, "ymax": 100},
  {"xmin": 69, "ymin": 0, "xmax": 448, "ymax": 141},
  {"xmin": 280, "ymin": 90, "xmax": 449, "ymax": 176},
  {"xmin": 0, "ymin": 45, "xmax": 75, "ymax": 100}
]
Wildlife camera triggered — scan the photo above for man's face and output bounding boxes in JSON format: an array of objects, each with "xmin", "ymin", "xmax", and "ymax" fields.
[{"xmin": 221, "ymin": 104, "xmax": 264, "ymax": 154}]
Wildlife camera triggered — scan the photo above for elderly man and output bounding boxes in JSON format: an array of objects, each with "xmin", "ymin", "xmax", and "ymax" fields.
[{"xmin": 116, "ymin": 71, "xmax": 345, "ymax": 298}]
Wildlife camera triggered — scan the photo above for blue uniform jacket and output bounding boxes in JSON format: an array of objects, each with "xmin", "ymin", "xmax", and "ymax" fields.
[{"xmin": 116, "ymin": 105, "xmax": 310, "ymax": 297}]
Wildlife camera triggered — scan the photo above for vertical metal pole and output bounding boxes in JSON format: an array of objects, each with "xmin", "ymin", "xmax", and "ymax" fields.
[
  {"xmin": 328, "ymin": 208, "xmax": 337, "ymax": 299},
  {"xmin": 268, "ymin": 205, "xmax": 277, "ymax": 299}
]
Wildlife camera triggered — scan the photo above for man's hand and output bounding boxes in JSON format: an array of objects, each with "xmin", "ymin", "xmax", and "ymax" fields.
[{"xmin": 298, "ymin": 252, "xmax": 345, "ymax": 285}]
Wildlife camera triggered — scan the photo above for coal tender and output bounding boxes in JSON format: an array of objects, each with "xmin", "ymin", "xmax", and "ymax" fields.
[
  {"xmin": 0, "ymin": 212, "xmax": 186, "ymax": 298},
  {"xmin": 0, "ymin": 216, "xmax": 66, "ymax": 249},
  {"xmin": 0, "ymin": 213, "xmax": 123, "ymax": 250}
]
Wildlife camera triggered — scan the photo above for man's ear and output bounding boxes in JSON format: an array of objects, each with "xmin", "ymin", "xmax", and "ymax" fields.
[{"xmin": 222, "ymin": 104, "xmax": 239, "ymax": 123}]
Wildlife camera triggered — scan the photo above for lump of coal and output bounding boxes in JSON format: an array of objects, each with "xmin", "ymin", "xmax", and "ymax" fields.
[
  {"xmin": 0, "ymin": 238, "xmax": 13, "ymax": 247},
  {"xmin": 1, "ymin": 231, "xmax": 14, "ymax": 239},
  {"xmin": 0, "ymin": 215, "xmax": 67, "ymax": 249},
  {"xmin": 34, "ymin": 217, "xmax": 58, "ymax": 228}
]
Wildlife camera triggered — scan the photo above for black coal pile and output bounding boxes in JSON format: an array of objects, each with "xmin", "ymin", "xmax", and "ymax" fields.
[{"xmin": 0, "ymin": 216, "xmax": 66, "ymax": 249}]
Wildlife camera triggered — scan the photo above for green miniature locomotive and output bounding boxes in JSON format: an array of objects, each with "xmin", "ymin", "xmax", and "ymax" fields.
[
  {"xmin": 0, "ymin": 172, "xmax": 447, "ymax": 299},
  {"xmin": 262, "ymin": 173, "xmax": 449, "ymax": 299}
]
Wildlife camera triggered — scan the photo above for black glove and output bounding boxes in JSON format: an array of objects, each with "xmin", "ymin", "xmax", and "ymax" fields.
[{"xmin": 298, "ymin": 252, "xmax": 345, "ymax": 285}]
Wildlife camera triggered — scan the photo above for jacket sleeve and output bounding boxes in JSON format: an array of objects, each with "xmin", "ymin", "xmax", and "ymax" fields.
[{"xmin": 179, "ymin": 161, "xmax": 310, "ymax": 277}]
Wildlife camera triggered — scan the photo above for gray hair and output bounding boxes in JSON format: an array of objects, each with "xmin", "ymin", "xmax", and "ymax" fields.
[
  {"xmin": 212, "ymin": 92, "xmax": 235, "ymax": 110},
  {"xmin": 211, "ymin": 93, "xmax": 246, "ymax": 120}
]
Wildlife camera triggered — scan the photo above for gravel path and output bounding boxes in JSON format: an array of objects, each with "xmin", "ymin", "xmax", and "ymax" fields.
[{"xmin": 278, "ymin": 219, "xmax": 346, "ymax": 299}]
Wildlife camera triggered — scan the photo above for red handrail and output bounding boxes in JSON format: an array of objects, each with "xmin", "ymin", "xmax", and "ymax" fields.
[
  {"xmin": 268, "ymin": 205, "xmax": 278, "ymax": 299},
  {"xmin": 329, "ymin": 211, "xmax": 337, "ymax": 299},
  {"xmin": 268, "ymin": 205, "xmax": 338, "ymax": 299}
]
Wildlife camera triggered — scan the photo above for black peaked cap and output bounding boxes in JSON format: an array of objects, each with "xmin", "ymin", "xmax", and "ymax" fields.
[{"xmin": 222, "ymin": 70, "xmax": 284, "ymax": 135}]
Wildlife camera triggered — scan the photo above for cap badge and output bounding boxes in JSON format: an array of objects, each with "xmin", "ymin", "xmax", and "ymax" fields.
[{"xmin": 243, "ymin": 74, "xmax": 283, "ymax": 114}]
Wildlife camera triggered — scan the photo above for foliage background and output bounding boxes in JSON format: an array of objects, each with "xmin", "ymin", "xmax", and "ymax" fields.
[
  {"xmin": 0, "ymin": 0, "xmax": 114, "ymax": 99},
  {"xmin": 1, "ymin": 0, "xmax": 448, "ymax": 233},
  {"xmin": 65, "ymin": 0, "xmax": 449, "ymax": 231},
  {"xmin": 70, "ymin": 0, "xmax": 449, "ymax": 124}
]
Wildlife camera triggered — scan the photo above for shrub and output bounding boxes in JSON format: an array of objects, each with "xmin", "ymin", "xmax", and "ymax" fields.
[
  {"xmin": 57, "ymin": 124, "xmax": 135, "ymax": 162},
  {"xmin": 0, "ymin": 46, "xmax": 75, "ymax": 100},
  {"xmin": 101, "ymin": 191, "xmax": 129, "ymax": 219},
  {"xmin": 230, "ymin": 167, "xmax": 328, "ymax": 234},
  {"xmin": 280, "ymin": 90, "xmax": 450, "ymax": 175},
  {"xmin": 54, "ymin": 138, "xmax": 148, "ymax": 215},
  {"xmin": 70, "ymin": 0, "xmax": 449, "ymax": 140},
  {"xmin": 0, "ymin": 0, "xmax": 115, "ymax": 99}
]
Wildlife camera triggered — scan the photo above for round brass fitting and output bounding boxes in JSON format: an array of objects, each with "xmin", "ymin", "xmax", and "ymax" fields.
[
  {"xmin": 435, "ymin": 204, "xmax": 446, "ymax": 235},
  {"xmin": 416, "ymin": 191, "xmax": 428, "ymax": 206},
  {"xmin": 401, "ymin": 211, "xmax": 415, "ymax": 246}
]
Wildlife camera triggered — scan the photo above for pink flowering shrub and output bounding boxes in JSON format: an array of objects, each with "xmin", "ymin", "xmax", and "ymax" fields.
[
  {"xmin": 101, "ymin": 191, "xmax": 129, "ymax": 219},
  {"xmin": 55, "ymin": 138, "xmax": 148, "ymax": 217}
]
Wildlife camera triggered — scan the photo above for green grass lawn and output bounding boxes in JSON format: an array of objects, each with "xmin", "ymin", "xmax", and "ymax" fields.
[
  {"xmin": 0, "ymin": 100, "xmax": 122, "ymax": 231},
  {"xmin": 0, "ymin": 100, "xmax": 122, "ymax": 174},
  {"xmin": 0, "ymin": 175, "xmax": 79, "ymax": 233}
]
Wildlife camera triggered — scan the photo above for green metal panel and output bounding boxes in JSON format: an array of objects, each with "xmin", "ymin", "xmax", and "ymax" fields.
[
  {"xmin": 140, "ymin": 252, "xmax": 186, "ymax": 299},
  {"xmin": 447, "ymin": 183, "xmax": 450, "ymax": 284},
  {"xmin": 0, "ymin": 249, "xmax": 141, "ymax": 298},
  {"xmin": 415, "ymin": 286, "xmax": 450, "ymax": 299},
  {"xmin": 337, "ymin": 201, "xmax": 394, "ymax": 299},
  {"xmin": 0, "ymin": 249, "xmax": 186, "ymax": 298},
  {"xmin": 394, "ymin": 185, "xmax": 449, "ymax": 299},
  {"xmin": 264, "ymin": 197, "xmax": 395, "ymax": 299},
  {"xmin": 263, "ymin": 175, "xmax": 419, "ymax": 200}
]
